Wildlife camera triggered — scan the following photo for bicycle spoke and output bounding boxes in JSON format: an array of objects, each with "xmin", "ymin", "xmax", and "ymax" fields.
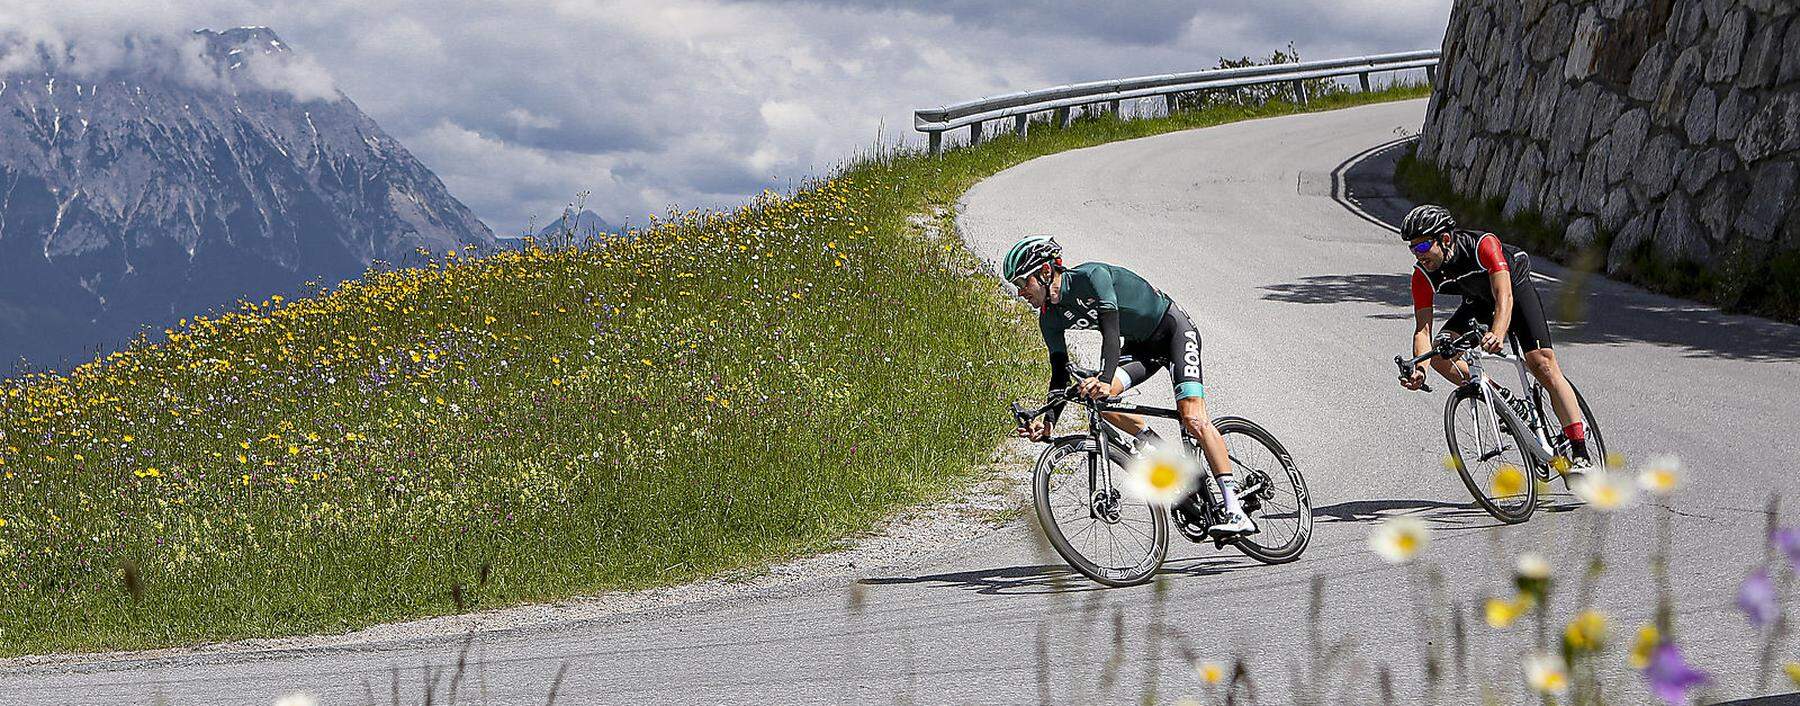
[{"xmin": 1117, "ymin": 518, "xmax": 1155, "ymax": 546}]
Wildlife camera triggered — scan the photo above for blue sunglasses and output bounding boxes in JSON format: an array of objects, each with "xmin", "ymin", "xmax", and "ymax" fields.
[{"xmin": 1409, "ymin": 238, "xmax": 1436, "ymax": 254}]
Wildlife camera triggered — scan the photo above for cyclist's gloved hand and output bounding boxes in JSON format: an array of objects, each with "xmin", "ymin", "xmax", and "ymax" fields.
[
  {"xmin": 1017, "ymin": 417, "xmax": 1053, "ymax": 442},
  {"xmin": 1481, "ymin": 331, "xmax": 1504, "ymax": 353},
  {"xmin": 1077, "ymin": 376, "xmax": 1110, "ymax": 401},
  {"xmin": 1401, "ymin": 366, "xmax": 1427, "ymax": 390}
]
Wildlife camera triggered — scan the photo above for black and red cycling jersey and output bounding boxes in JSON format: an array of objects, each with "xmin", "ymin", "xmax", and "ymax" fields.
[{"xmin": 1410, "ymin": 229, "xmax": 1532, "ymax": 309}]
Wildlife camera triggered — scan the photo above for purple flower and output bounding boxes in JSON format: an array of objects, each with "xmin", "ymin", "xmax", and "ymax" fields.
[
  {"xmin": 1739, "ymin": 567, "xmax": 1779, "ymax": 627},
  {"xmin": 1774, "ymin": 528, "xmax": 1800, "ymax": 568},
  {"xmin": 1644, "ymin": 642, "xmax": 1708, "ymax": 704}
]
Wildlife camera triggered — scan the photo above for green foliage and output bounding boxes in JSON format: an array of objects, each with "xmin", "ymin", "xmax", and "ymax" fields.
[{"xmin": 1172, "ymin": 43, "xmax": 1356, "ymax": 112}]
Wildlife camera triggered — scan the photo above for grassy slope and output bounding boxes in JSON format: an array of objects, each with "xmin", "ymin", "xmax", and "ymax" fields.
[{"xmin": 0, "ymin": 82, "xmax": 1429, "ymax": 656}]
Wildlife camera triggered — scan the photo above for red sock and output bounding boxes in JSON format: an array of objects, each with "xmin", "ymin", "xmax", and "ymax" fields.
[{"xmin": 1563, "ymin": 421, "xmax": 1586, "ymax": 441}]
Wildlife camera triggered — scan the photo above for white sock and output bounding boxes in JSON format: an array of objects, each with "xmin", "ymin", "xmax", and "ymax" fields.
[
  {"xmin": 1218, "ymin": 473, "xmax": 1244, "ymax": 516},
  {"xmin": 1199, "ymin": 472, "xmax": 1224, "ymax": 504}
]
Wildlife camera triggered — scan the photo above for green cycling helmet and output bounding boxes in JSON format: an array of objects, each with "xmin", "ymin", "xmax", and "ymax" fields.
[{"xmin": 1001, "ymin": 235, "xmax": 1062, "ymax": 282}]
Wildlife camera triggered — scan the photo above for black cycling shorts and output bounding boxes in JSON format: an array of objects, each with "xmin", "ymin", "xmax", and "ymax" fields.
[
  {"xmin": 1115, "ymin": 303, "xmax": 1205, "ymax": 400},
  {"xmin": 1442, "ymin": 276, "xmax": 1553, "ymax": 352}
]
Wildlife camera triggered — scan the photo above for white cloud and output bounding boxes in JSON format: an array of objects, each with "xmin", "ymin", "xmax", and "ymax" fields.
[
  {"xmin": 2, "ymin": 0, "xmax": 1453, "ymax": 233},
  {"xmin": 240, "ymin": 50, "xmax": 339, "ymax": 102}
]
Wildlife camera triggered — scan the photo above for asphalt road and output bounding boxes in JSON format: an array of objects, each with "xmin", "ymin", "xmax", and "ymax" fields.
[{"xmin": 9, "ymin": 99, "xmax": 1800, "ymax": 705}]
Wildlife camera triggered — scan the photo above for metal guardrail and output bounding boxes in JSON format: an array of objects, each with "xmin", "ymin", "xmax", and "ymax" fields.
[{"xmin": 913, "ymin": 49, "xmax": 1440, "ymax": 155}]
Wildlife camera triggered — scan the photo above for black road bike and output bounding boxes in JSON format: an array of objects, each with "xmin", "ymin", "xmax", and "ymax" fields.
[
  {"xmin": 1395, "ymin": 325, "xmax": 1607, "ymax": 523},
  {"xmin": 1010, "ymin": 369, "xmax": 1312, "ymax": 587}
]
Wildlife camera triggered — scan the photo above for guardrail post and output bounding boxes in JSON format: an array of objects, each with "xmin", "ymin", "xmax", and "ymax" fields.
[
  {"xmin": 1291, "ymin": 80, "xmax": 1308, "ymax": 107},
  {"xmin": 1426, "ymin": 65, "xmax": 1437, "ymax": 84},
  {"xmin": 1163, "ymin": 93, "xmax": 1177, "ymax": 117},
  {"xmin": 1013, "ymin": 114, "xmax": 1028, "ymax": 137},
  {"xmin": 1053, "ymin": 106, "xmax": 1070, "ymax": 128},
  {"xmin": 1358, "ymin": 72, "xmax": 1371, "ymax": 92},
  {"xmin": 1107, "ymin": 99, "xmax": 1121, "ymax": 117},
  {"xmin": 969, "ymin": 121, "xmax": 982, "ymax": 146},
  {"xmin": 928, "ymin": 131, "xmax": 942, "ymax": 157}
]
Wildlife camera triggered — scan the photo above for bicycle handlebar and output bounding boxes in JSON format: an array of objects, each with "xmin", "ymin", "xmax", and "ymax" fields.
[
  {"xmin": 1010, "ymin": 365, "xmax": 1124, "ymax": 428},
  {"xmin": 1393, "ymin": 355, "xmax": 1434, "ymax": 394},
  {"xmin": 1392, "ymin": 324, "xmax": 1492, "ymax": 394}
]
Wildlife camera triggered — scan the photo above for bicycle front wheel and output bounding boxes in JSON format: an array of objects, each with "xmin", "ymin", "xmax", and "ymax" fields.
[
  {"xmin": 1445, "ymin": 385, "xmax": 1537, "ymax": 523},
  {"xmin": 1214, "ymin": 417, "xmax": 1311, "ymax": 564},
  {"xmin": 1033, "ymin": 435, "xmax": 1168, "ymax": 587}
]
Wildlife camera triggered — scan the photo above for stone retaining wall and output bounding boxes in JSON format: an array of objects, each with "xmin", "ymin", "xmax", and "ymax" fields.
[{"xmin": 1416, "ymin": 0, "xmax": 1800, "ymax": 279}]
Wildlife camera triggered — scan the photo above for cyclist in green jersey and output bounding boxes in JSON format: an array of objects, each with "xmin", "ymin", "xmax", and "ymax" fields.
[{"xmin": 1002, "ymin": 235, "xmax": 1256, "ymax": 537}]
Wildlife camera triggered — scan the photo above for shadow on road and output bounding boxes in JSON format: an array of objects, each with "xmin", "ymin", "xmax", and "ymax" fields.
[
  {"xmin": 1259, "ymin": 272, "xmax": 1413, "ymax": 320},
  {"xmin": 1311, "ymin": 497, "xmax": 1485, "ymax": 524},
  {"xmin": 1311, "ymin": 495, "xmax": 1581, "ymax": 528},
  {"xmin": 1330, "ymin": 134, "xmax": 1415, "ymax": 234},
  {"xmin": 1260, "ymin": 270, "xmax": 1800, "ymax": 362},
  {"xmin": 1550, "ymin": 284, "xmax": 1800, "ymax": 362},
  {"xmin": 860, "ymin": 563, "xmax": 1102, "ymax": 596},
  {"xmin": 859, "ymin": 556, "xmax": 1246, "ymax": 595},
  {"xmin": 1306, "ymin": 134, "xmax": 1800, "ymax": 362}
]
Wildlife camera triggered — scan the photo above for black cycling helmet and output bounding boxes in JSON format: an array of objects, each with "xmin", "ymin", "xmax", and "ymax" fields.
[{"xmin": 1400, "ymin": 205, "xmax": 1456, "ymax": 241}]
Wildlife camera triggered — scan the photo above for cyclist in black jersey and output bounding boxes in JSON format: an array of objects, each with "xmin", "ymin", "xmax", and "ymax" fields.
[
  {"xmin": 1002, "ymin": 235, "xmax": 1256, "ymax": 536},
  {"xmin": 1396, "ymin": 205, "xmax": 1593, "ymax": 467}
]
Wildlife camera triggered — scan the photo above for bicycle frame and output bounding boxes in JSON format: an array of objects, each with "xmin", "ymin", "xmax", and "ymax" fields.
[
  {"xmin": 1456, "ymin": 345, "xmax": 1559, "ymax": 467},
  {"xmin": 1023, "ymin": 392, "xmax": 1268, "ymax": 506}
]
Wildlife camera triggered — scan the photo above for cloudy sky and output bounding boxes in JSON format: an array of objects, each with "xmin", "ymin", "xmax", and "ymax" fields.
[{"xmin": 1, "ymin": 0, "xmax": 1452, "ymax": 235}]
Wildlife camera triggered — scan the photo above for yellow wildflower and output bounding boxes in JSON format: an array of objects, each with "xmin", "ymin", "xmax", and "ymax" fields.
[
  {"xmin": 1120, "ymin": 446, "xmax": 1199, "ymax": 507},
  {"xmin": 1563, "ymin": 610, "xmax": 1608, "ymax": 651},
  {"xmin": 1368, "ymin": 516, "xmax": 1429, "ymax": 563},
  {"xmin": 1486, "ymin": 596, "xmax": 1527, "ymax": 628},
  {"xmin": 1492, "ymin": 464, "xmax": 1525, "ymax": 497},
  {"xmin": 1523, "ymin": 652, "xmax": 1568, "ymax": 694},
  {"xmin": 1630, "ymin": 625, "xmax": 1660, "ymax": 669}
]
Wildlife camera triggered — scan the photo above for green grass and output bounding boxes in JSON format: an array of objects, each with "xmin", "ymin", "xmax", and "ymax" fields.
[
  {"xmin": 1394, "ymin": 147, "xmax": 1800, "ymax": 323},
  {"xmin": 0, "ymin": 80, "xmax": 1430, "ymax": 656}
]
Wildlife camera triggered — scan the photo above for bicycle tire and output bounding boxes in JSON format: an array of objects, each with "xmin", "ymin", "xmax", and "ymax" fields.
[
  {"xmin": 1211, "ymin": 417, "xmax": 1312, "ymax": 564},
  {"xmin": 1032, "ymin": 434, "xmax": 1168, "ymax": 587},
  {"xmin": 1528, "ymin": 380, "xmax": 1608, "ymax": 480},
  {"xmin": 1445, "ymin": 384, "xmax": 1537, "ymax": 523},
  {"xmin": 1573, "ymin": 384, "xmax": 1606, "ymax": 465}
]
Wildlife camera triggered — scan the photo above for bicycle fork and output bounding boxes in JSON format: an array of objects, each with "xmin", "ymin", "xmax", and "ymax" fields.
[{"xmin": 1086, "ymin": 410, "xmax": 1124, "ymax": 522}]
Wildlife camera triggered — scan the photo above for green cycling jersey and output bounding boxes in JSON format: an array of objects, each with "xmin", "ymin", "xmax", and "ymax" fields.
[{"xmin": 1038, "ymin": 262, "xmax": 1172, "ymax": 355}]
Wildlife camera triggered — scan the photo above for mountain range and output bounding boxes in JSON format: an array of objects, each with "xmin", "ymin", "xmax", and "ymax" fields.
[{"xmin": 0, "ymin": 27, "xmax": 495, "ymax": 371}]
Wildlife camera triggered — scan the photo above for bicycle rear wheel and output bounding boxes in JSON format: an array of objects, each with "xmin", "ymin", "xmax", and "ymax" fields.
[
  {"xmin": 1445, "ymin": 384, "xmax": 1537, "ymax": 523},
  {"xmin": 1033, "ymin": 435, "xmax": 1168, "ymax": 587},
  {"xmin": 1574, "ymin": 384, "xmax": 1606, "ymax": 465},
  {"xmin": 1526, "ymin": 383, "xmax": 1612, "ymax": 482},
  {"xmin": 1214, "ymin": 417, "xmax": 1311, "ymax": 564},
  {"xmin": 1534, "ymin": 381, "xmax": 1607, "ymax": 473}
]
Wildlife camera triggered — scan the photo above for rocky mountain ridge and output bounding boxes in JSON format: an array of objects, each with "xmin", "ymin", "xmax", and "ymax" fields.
[{"xmin": 0, "ymin": 27, "xmax": 495, "ymax": 371}]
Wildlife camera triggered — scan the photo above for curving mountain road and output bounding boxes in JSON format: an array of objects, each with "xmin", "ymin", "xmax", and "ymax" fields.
[{"xmin": 9, "ymin": 99, "xmax": 1800, "ymax": 705}]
